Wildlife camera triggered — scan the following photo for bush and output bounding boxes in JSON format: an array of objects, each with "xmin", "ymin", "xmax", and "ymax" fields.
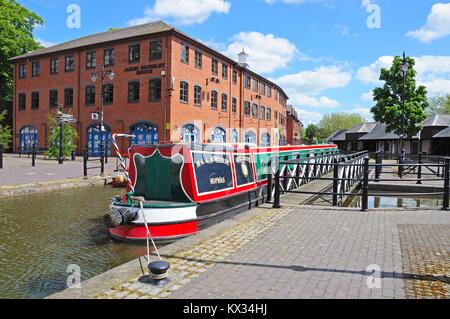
[{"xmin": 45, "ymin": 113, "xmax": 78, "ymax": 159}]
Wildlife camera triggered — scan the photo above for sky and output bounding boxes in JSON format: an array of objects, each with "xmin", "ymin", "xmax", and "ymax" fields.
[{"xmin": 22, "ymin": 0, "xmax": 450, "ymax": 125}]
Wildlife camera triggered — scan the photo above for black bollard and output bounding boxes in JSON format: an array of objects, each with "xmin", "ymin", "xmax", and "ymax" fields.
[
  {"xmin": 83, "ymin": 145, "xmax": 88, "ymax": 177},
  {"xmin": 31, "ymin": 144, "xmax": 36, "ymax": 167},
  {"xmin": 443, "ymin": 159, "xmax": 450, "ymax": 211},
  {"xmin": 148, "ymin": 261, "xmax": 170, "ymax": 280},
  {"xmin": 0, "ymin": 144, "xmax": 3, "ymax": 169},
  {"xmin": 71, "ymin": 150, "xmax": 76, "ymax": 161},
  {"xmin": 361, "ymin": 157, "xmax": 369, "ymax": 212}
]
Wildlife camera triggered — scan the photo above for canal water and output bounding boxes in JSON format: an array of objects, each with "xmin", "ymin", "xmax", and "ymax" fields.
[
  {"xmin": 348, "ymin": 195, "xmax": 443, "ymax": 209},
  {"xmin": 0, "ymin": 187, "xmax": 148, "ymax": 299}
]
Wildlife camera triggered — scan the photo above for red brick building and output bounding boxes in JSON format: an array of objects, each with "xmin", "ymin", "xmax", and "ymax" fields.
[
  {"xmin": 286, "ymin": 105, "xmax": 303, "ymax": 145},
  {"xmin": 11, "ymin": 21, "xmax": 290, "ymax": 155}
]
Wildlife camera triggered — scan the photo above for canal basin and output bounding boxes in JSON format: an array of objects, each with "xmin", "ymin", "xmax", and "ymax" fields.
[{"xmin": 0, "ymin": 186, "xmax": 148, "ymax": 299}]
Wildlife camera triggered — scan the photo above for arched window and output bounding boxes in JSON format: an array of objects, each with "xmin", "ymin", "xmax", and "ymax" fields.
[
  {"xmin": 245, "ymin": 131, "xmax": 257, "ymax": 145},
  {"xmin": 261, "ymin": 133, "xmax": 271, "ymax": 147},
  {"xmin": 20, "ymin": 126, "xmax": 38, "ymax": 152},
  {"xmin": 182, "ymin": 124, "xmax": 200, "ymax": 144},
  {"xmin": 231, "ymin": 129, "xmax": 238, "ymax": 143},
  {"xmin": 130, "ymin": 122, "xmax": 158, "ymax": 146},
  {"xmin": 212, "ymin": 127, "xmax": 226, "ymax": 143},
  {"xmin": 87, "ymin": 124, "xmax": 111, "ymax": 156}
]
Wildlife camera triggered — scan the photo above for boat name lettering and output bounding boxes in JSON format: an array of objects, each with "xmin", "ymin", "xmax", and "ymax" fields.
[
  {"xmin": 195, "ymin": 155, "xmax": 230, "ymax": 168},
  {"xmin": 210, "ymin": 177, "xmax": 226, "ymax": 185}
]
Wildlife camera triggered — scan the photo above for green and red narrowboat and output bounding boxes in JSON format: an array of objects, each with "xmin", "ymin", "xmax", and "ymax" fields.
[{"xmin": 105, "ymin": 142, "xmax": 337, "ymax": 242}]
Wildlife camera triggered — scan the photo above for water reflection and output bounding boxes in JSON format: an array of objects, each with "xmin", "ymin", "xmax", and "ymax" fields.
[
  {"xmin": 350, "ymin": 195, "xmax": 443, "ymax": 209},
  {"xmin": 0, "ymin": 187, "xmax": 148, "ymax": 299}
]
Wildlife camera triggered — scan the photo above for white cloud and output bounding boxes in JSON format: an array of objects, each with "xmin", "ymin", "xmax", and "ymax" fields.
[
  {"xmin": 360, "ymin": 91, "xmax": 374, "ymax": 102},
  {"xmin": 356, "ymin": 55, "xmax": 393, "ymax": 84},
  {"xmin": 264, "ymin": 0, "xmax": 333, "ymax": 6},
  {"xmin": 35, "ymin": 38, "xmax": 57, "ymax": 48},
  {"xmin": 223, "ymin": 32, "xmax": 298, "ymax": 74},
  {"xmin": 129, "ymin": 0, "xmax": 231, "ymax": 26},
  {"xmin": 407, "ymin": 3, "xmax": 450, "ymax": 43},
  {"xmin": 356, "ymin": 55, "xmax": 450, "ymax": 95},
  {"xmin": 347, "ymin": 107, "xmax": 373, "ymax": 121},
  {"xmin": 295, "ymin": 108, "xmax": 323, "ymax": 125},
  {"xmin": 288, "ymin": 93, "xmax": 340, "ymax": 108},
  {"xmin": 274, "ymin": 65, "xmax": 352, "ymax": 95}
]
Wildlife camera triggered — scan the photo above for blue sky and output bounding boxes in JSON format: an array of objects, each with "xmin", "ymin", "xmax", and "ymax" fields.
[{"xmin": 22, "ymin": 0, "xmax": 450, "ymax": 125}]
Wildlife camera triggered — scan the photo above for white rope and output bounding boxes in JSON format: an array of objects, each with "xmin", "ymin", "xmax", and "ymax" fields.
[{"xmin": 139, "ymin": 200, "xmax": 162, "ymax": 261}]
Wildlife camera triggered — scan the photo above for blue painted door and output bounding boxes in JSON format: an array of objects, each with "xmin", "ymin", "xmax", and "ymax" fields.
[{"xmin": 20, "ymin": 126, "xmax": 38, "ymax": 152}]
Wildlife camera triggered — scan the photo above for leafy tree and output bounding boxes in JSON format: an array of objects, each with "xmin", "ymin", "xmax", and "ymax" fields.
[
  {"xmin": 0, "ymin": 110, "xmax": 12, "ymax": 149},
  {"xmin": 0, "ymin": 0, "xmax": 43, "ymax": 105},
  {"xmin": 427, "ymin": 95, "xmax": 450, "ymax": 115},
  {"xmin": 371, "ymin": 55, "xmax": 429, "ymax": 137},
  {"xmin": 45, "ymin": 113, "xmax": 78, "ymax": 159},
  {"xmin": 304, "ymin": 124, "xmax": 320, "ymax": 144},
  {"xmin": 318, "ymin": 113, "xmax": 365, "ymax": 139}
]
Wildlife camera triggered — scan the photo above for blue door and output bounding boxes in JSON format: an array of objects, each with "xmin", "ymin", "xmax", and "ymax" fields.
[
  {"xmin": 87, "ymin": 125, "xmax": 111, "ymax": 156},
  {"xmin": 130, "ymin": 122, "xmax": 158, "ymax": 146},
  {"xmin": 20, "ymin": 126, "xmax": 38, "ymax": 152}
]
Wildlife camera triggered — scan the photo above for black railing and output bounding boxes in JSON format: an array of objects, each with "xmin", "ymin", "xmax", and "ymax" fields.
[
  {"xmin": 0, "ymin": 144, "xmax": 3, "ymax": 169},
  {"xmin": 268, "ymin": 151, "xmax": 450, "ymax": 211},
  {"xmin": 83, "ymin": 144, "xmax": 104, "ymax": 177}
]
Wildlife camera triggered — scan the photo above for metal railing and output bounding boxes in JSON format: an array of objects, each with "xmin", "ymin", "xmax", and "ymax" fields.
[
  {"xmin": 83, "ymin": 144, "xmax": 105, "ymax": 177},
  {"xmin": 268, "ymin": 150, "xmax": 450, "ymax": 211}
]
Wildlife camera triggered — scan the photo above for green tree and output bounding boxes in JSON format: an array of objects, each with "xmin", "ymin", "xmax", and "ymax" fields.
[
  {"xmin": 304, "ymin": 124, "xmax": 320, "ymax": 144},
  {"xmin": 0, "ymin": 0, "xmax": 43, "ymax": 105},
  {"xmin": 0, "ymin": 110, "xmax": 12, "ymax": 149},
  {"xmin": 427, "ymin": 95, "xmax": 450, "ymax": 115},
  {"xmin": 371, "ymin": 55, "xmax": 429, "ymax": 137},
  {"xmin": 318, "ymin": 113, "xmax": 365, "ymax": 139},
  {"xmin": 45, "ymin": 113, "xmax": 78, "ymax": 159}
]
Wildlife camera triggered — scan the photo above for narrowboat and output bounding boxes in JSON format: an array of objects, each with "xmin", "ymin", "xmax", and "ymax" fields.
[{"xmin": 105, "ymin": 142, "xmax": 338, "ymax": 242}]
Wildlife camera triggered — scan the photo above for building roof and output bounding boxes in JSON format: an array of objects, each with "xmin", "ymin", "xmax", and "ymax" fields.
[
  {"xmin": 10, "ymin": 21, "xmax": 289, "ymax": 100},
  {"xmin": 345, "ymin": 122, "xmax": 377, "ymax": 134},
  {"xmin": 11, "ymin": 21, "xmax": 173, "ymax": 61},
  {"xmin": 433, "ymin": 126, "xmax": 450, "ymax": 139},
  {"xmin": 359, "ymin": 123, "xmax": 399, "ymax": 140},
  {"xmin": 422, "ymin": 114, "xmax": 450, "ymax": 127},
  {"xmin": 326, "ymin": 129, "xmax": 347, "ymax": 143},
  {"xmin": 331, "ymin": 130, "xmax": 348, "ymax": 142}
]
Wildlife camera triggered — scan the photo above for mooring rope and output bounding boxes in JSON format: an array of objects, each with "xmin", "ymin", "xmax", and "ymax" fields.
[{"xmin": 112, "ymin": 133, "xmax": 135, "ymax": 193}]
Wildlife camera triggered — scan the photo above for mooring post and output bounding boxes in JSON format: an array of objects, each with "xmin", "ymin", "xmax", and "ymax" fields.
[
  {"xmin": 417, "ymin": 152, "xmax": 422, "ymax": 185},
  {"xmin": 273, "ymin": 161, "xmax": 281, "ymax": 209},
  {"xmin": 100, "ymin": 144, "xmax": 105, "ymax": 176},
  {"xmin": 0, "ymin": 144, "xmax": 3, "ymax": 169},
  {"xmin": 443, "ymin": 158, "xmax": 450, "ymax": 211},
  {"xmin": 83, "ymin": 145, "xmax": 88, "ymax": 177},
  {"xmin": 332, "ymin": 158, "xmax": 339, "ymax": 207},
  {"xmin": 361, "ymin": 157, "xmax": 369, "ymax": 212},
  {"xmin": 266, "ymin": 158, "xmax": 273, "ymax": 203},
  {"xmin": 31, "ymin": 144, "xmax": 36, "ymax": 167}
]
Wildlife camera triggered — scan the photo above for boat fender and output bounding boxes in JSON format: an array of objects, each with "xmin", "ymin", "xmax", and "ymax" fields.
[{"xmin": 105, "ymin": 207, "xmax": 138, "ymax": 228}]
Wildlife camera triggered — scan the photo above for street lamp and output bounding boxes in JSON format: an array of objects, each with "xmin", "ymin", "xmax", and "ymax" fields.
[
  {"xmin": 91, "ymin": 65, "xmax": 115, "ymax": 167},
  {"xmin": 398, "ymin": 52, "xmax": 410, "ymax": 158}
]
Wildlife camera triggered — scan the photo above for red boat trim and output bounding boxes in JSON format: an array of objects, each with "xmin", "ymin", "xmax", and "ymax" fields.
[{"xmin": 109, "ymin": 221, "xmax": 197, "ymax": 242}]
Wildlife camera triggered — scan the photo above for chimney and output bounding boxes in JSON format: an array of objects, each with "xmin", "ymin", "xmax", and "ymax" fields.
[{"xmin": 238, "ymin": 48, "xmax": 249, "ymax": 68}]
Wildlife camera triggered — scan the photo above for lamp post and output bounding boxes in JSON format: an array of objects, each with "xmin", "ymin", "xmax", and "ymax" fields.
[
  {"xmin": 91, "ymin": 65, "xmax": 115, "ymax": 164},
  {"xmin": 398, "ymin": 52, "xmax": 410, "ymax": 158}
]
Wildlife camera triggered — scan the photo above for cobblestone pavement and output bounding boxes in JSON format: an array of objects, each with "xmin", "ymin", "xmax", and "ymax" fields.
[
  {"xmin": 398, "ymin": 224, "xmax": 449, "ymax": 298},
  {"xmin": 97, "ymin": 200, "xmax": 449, "ymax": 299}
]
